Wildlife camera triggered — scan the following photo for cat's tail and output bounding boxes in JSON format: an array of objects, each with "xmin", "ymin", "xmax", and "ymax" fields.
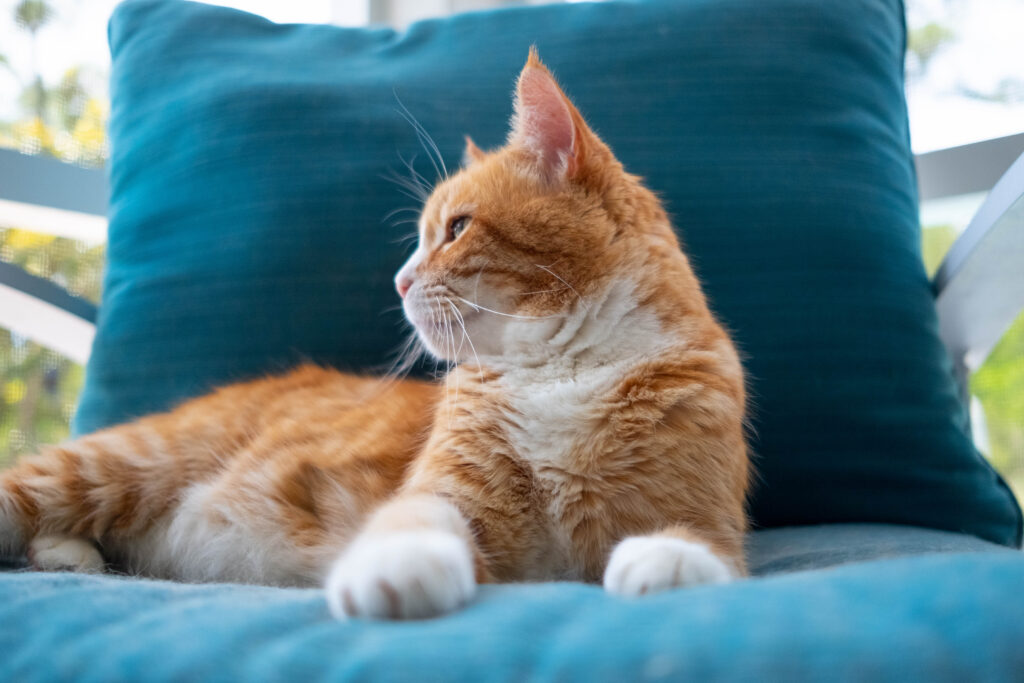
[
  {"xmin": 0, "ymin": 425, "xmax": 215, "ymax": 559},
  {"xmin": 0, "ymin": 474, "xmax": 28, "ymax": 558}
]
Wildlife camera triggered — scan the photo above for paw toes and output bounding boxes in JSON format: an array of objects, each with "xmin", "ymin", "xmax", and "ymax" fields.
[
  {"xmin": 604, "ymin": 536, "xmax": 734, "ymax": 597},
  {"xmin": 29, "ymin": 535, "xmax": 104, "ymax": 573},
  {"xmin": 326, "ymin": 531, "xmax": 476, "ymax": 620}
]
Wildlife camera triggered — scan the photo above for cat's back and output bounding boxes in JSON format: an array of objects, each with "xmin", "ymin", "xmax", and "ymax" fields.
[
  {"xmin": 132, "ymin": 365, "xmax": 440, "ymax": 475},
  {"xmin": 242, "ymin": 365, "xmax": 436, "ymax": 430},
  {"xmin": 228, "ymin": 365, "xmax": 439, "ymax": 456}
]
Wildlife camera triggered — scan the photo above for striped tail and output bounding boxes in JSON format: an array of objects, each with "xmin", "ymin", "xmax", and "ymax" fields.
[
  {"xmin": 0, "ymin": 474, "xmax": 28, "ymax": 559},
  {"xmin": 0, "ymin": 426, "xmax": 220, "ymax": 560}
]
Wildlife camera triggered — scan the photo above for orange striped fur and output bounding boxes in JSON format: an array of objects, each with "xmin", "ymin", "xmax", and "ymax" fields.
[{"xmin": 0, "ymin": 50, "xmax": 749, "ymax": 619}]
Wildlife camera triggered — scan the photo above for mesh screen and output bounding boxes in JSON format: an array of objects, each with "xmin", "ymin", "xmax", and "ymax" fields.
[{"xmin": 0, "ymin": 228, "xmax": 104, "ymax": 467}]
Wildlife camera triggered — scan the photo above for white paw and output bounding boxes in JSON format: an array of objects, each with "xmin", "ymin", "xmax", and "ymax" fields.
[
  {"xmin": 28, "ymin": 535, "xmax": 104, "ymax": 573},
  {"xmin": 326, "ymin": 531, "xmax": 476, "ymax": 620},
  {"xmin": 603, "ymin": 536, "xmax": 734, "ymax": 597}
]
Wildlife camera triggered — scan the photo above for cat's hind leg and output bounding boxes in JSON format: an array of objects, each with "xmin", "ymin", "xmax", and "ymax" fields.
[{"xmin": 0, "ymin": 421, "xmax": 226, "ymax": 571}]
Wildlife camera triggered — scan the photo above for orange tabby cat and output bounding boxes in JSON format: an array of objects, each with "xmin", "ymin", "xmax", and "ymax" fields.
[{"xmin": 0, "ymin": 50, "xmax": 749, "ymax": 619}]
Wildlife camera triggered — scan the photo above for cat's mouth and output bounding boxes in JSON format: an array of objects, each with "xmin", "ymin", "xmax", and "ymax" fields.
[
  {"xmin": 403, "ymin": 290, "xmax": 452, "ymax": 326},
  {"xmin": 402, "ymin": 288, "xmax": 477, "ymax": 361}
]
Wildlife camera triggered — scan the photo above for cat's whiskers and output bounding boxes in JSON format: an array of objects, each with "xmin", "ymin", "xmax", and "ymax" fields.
[
  {"xmin": 381, "ymin": 149, "xmax": 435, "ymax": 208},
  {"xmin": 394, "ymin": 91, "xmax": 448, "ymax": 182},
  {"xmin": 535, "ymin": 263, "xmax": 589, "ymax": 314},
  {"xmin": 397, "ymin": 151, "xmax": 435, "ymax": 198},
  {"xmin": 428, "ymin": 299, "xmax": 442, "ymax": 371},
  {"xmin": 429, "ymin": 299, "xmax": 448, "ymax": 419},
  {"xmin": 357, "ymin": 328, "xmax": 424, "ymax": 402},
  {"xmin": 473, "ymin": 268, "xmax": 484, "ymax": 302},
  {"xmin": 450, "ymin": 308, "xmax": 460, "ymax": 424},
  {"xmin": 387, "ymin": 329, "xmax": 421, "ymax": 371},
  {"xmin": 445, "ymin": 297, "xmax": 485, "ymax": 385},
  {"xmin": 517, "ymin": 285, "xmax": 571, "ymax": 296},
  {"xmin": 387, "ymin": 331, "xmax": 424, "ymax": 377},
  {"xmin": 452, "ymin": 304, "xmax": 467, "ymax": 361},
  {"xmin": 447, "ymin": 305, "xmax": 463, "ymax": 426},
  {"xmin": 464, "ymin": 264, "xmax": 569, "ymax": 312},
  {"xmin": 439, "ymin": 302, "xmax": 458, "ymax": 428},
  {"xmin": 454, "ymin": 296, "xmax": 561, "ymax": 321},
  {"xmin": 381, "ymin": 169, "xmax": 429, "ymax": 204},
  {"xmin": 382, "ymin": 206, "xmax": 422, "ymax": 223},
  {"xmin": 390, "ymin": 231, "xmax": 420, "ymax": 246}
]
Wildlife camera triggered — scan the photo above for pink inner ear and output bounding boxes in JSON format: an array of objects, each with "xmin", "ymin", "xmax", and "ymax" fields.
[{"xmin": 514, "ymin": 68, "xmax": 575, "ymax": 178}]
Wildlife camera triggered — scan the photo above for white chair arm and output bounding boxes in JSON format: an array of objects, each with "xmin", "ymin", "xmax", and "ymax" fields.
[{"xmin": 934, "ymin": 149, "xmax": 1024, "ymax": 379}]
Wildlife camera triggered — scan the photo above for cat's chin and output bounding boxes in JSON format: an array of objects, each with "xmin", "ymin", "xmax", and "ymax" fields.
[
  {"xmin": 417, "ymin": 336, "xmax": 454, "ymax": 363},
  {"xmin": 410, "ymin": 318, "xmax": 496, "ymax": 366},
  {"xmin": 403, "ymin": 295, "xmax": 490, "ymax": 363},
  {"xmin": 401, "ymin": 299, "xmax": 433, "ymax": 333},
  {"xmin": 403, "ymin": 317, "xmax": 460, "ymax": 363}
]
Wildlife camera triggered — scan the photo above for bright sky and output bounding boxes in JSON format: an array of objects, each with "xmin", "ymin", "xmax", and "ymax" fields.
[
  {"xmin": 906, "ymin": 0, "xmax": 1024, "ymax": 150},
  {"xmin": 1, "ymin": 0, "xmax": 1022, "ymax": 153}
]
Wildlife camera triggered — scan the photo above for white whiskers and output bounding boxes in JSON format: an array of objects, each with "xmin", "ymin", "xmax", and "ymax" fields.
[
  {"xmin": 393, "ymin": 91, "xmax": 448, "ymax": 183},
  {"xmin": 455, "ymin": 296, "xmax": 562, "ymax": 321},
  {"xmin": 535, "ymin": 263, "xmax": 589, "ymax": 314},
  {"xmin": 355, "ymin": 329, "xmax": 427, "ymax": 404},
  {"xmin": 444, "ymin": 302, "xmax": 457, "ymax": 426},
  {"xmin": 445, "ymin": 298, "xmax": 485, "ymax": 385}
]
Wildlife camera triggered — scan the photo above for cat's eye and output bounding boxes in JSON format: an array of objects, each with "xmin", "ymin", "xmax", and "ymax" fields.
[{"xmin": 447, "ymin": 215, "xmax": 470, "ymax": 242}]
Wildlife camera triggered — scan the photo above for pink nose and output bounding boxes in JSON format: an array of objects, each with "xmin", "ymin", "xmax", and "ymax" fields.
[{"xmin": 396, "ymin": 275, "xmax": 412, "ymax": 299}]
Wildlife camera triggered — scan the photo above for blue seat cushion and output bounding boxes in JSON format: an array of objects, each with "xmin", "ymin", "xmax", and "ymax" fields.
[
  {"xmin": 747, "ymin": 523, "xmax": 1009, "ymax": 573},
  {"xmin": 1, "ymin": 526, "xmax": 1020, "ymax": 682},
  {"xmin": 73, "ymin": 0, "xmax": 1021, "ymax": 546}
]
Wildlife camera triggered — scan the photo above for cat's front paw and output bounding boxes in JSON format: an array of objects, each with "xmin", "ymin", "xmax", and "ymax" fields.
[
  {"xmin": 326, "ymin": 531, "xmax": 476, "ymax": 620},
  {"xmin": 603, "ymin": 536, "xmax": 733, "ymax": 597},
  {"xmin": 28, "ymin": 535, "xmax": 104, "ymax": 573}
]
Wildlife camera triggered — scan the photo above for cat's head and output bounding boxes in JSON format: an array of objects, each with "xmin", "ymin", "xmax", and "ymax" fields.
[{"xmin": 396, "ymin": 48, "xmax": 688, "ymax": 366}]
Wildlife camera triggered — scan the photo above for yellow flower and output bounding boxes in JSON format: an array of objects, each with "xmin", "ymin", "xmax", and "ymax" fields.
[
  {"xmin": 4, "ymin": 379, "xmax": 27, "ymax": 405},
  {"xmin": 4, "ymin": 228, "xmax": 56, "ymax": 249},
  {"xmin": 72, "ymin": 102, "xmax": 107, "ymax": 149},
  {"xmin": 12, "ymin": 117, "xmax": 56, "ymax": 154}
]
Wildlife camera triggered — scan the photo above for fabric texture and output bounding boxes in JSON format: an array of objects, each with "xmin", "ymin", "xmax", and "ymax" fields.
[
  {"xmin": 74, "ymin": 0, "xmax": 1021, "ymax": 545},
  {"xmin": 2, "ymin": 528, "xmax": 1022, "ymax": 682},
  {"xmin": 746, "ymin": 523, "xmax": 1010, "ymax": 573}
]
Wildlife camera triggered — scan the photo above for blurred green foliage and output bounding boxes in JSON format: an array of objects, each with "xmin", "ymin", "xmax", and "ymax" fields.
[
  {"xmin": 907, "ymin": 22, "xmax": 956, "ymax": 75},
  {"xmin": 920, "ymin": 224, "xmax": 958, "ymax": 275},
  {"xmin": 973, "ymin": 317, "xmax": 1024, "ymax": 500},
  {"xmin": 1, "ymin": 0, "xmax": 106, "ymax": 468},
  {"xmin": 0, "ymin": 330, "xmax": 87, "ymax": 465},
  {"xmin": 0, "ymin": 229, "xmax": 103, "ymax": 467},
  {"xmin": 1, "ymin": 1, "xmax": 108, "ymax": 164}
]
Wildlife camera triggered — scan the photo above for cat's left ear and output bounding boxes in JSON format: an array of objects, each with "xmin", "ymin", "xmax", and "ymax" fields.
[
  {"xmin": 462, "ymin": 136, "xmax": 486, "ymax": 166},
  {"xmin": 509, "ymin": 47, "xmax": 590, "ymax": 183}
]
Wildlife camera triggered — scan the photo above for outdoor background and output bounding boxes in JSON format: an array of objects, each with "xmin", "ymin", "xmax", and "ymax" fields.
[{"xmin": 1, "ymin": 0, "xmax": 1022, "ymax": 500}]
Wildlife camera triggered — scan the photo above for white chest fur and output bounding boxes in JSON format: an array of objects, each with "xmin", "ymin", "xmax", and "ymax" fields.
[
  {"xmin": 474, "ymin": 279, "xmax": 679, "ymax": 578},
  {"xmin": 502, "ymin": 364, "xmax": 621, "ymax": 471},
  {"xmin": 496, "ymin": 358, "xmax": 655, "ymax": 579},
  {"xmin": 496, "ymin": 278, "xmax": 672, "ymax": 472}
]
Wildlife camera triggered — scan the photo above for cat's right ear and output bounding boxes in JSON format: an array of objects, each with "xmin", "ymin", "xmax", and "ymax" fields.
[
  {"xmin": 508, "ymin": 47, "xmax": 582, "ymax": 184},
  {"xmin": 462, "ymin": 136, "xmax": 486, "ymax": 167}
]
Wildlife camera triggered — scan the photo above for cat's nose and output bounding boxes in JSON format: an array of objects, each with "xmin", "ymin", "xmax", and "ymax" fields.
[
  {"xmin": 395, "ymin": 274, "xmax": 413, "ymax": 299},
  {"xmin": 395, "ymin": 250, "xmax": 423, "ymax": 299}
]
